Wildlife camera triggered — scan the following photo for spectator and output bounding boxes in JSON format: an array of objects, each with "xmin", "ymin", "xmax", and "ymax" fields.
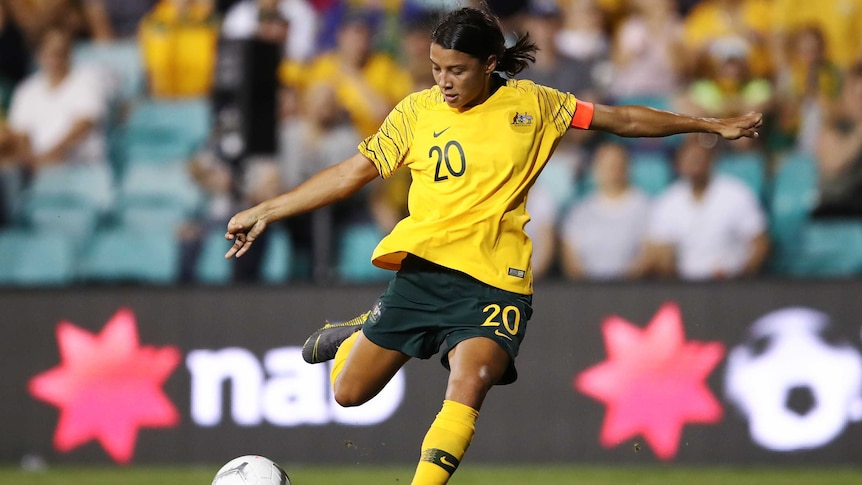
[
  {"xmin": 608, "ymin": 0, "xmax": 687, "ymax": 100},
  {"xmin": 178, "ymin": 147, "xmax": 237, "ymax": 282},
  {"xmin": 646, "ymin": 135, "xmax": 769, "ymax": 280},
  {"xmin": 682, "ymin": 37, "xmax": 773, "ymax": 122},
  {"xmin": 559, "ymin": 143, "xmax": 651, "ymax": 280},
  {"xmin": 82, "ymin": 0, "xmax": 158, "ymax": 41},
  {"xmin": 519, "ymin": 0, "xmax": 598, "ymax": 98},
  {"xmin": 555, "ymin": 0, "xmax": 610, "ymax": 74},
  {"xmin": 139, "ymin": 0, "xmax": 219, "ymax": 98},
  {"xmin": 400, "ymin": 11, "xmax": 437, "ymax": 91},
  {"xmin": 279, "ymin": 81, "xmax": 368, "ymax": 276},
  {"xmin": 288, "ymin": 9, "xmax": 412, "ymax": 238},
  {"xmin": 771, "ymin": 0, "xmax": 862, "ymax": 71},
  {"xmin": 179, "ymin": 130, "xmax": 288, "ymax": 283},
  {"xmin": 279, "ymin": 82, "xmax": 360, "ymax": 192},
  {"xmin": 294, "ymin": 8, "xmax": 412, "ymax": 138},
  {"xmin": 682, "ymin": 0, "xmax": 772, "ymax": 78},
  {"xmin": 519, "ymin": 0, "xmax": 597, "ymax": 231},
  {"xmin": 5, "ymin": 0, "xmax": 88, "ymax": 44},
  {"xmin": 774, "ymin": 25, "xmax": 842, "ymax": 155},
  {"xmin": 0, "ymin": 26, "xmax": 108, "ymax": 172},
  {"xmin": 812, "ymin": 61, "xmax": 862, "ymax": 218},
  {"xmin": 221, "ymin": 0, "xmax": 318, "ymax": 62}
]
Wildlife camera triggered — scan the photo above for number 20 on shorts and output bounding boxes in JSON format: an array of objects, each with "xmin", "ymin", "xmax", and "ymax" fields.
[{"xmin": 481, "ymin": 304, "xmax": 521, "ymax": 339}]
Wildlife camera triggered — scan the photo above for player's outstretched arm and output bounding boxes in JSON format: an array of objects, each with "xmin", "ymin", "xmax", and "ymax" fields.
[
  {"xmin": 225, "ymin": 152, "xmax": 379, "ymax": 259},
  {"xmin": 589, "ymin": 104, "xmax": 763, "ymax": 140}
]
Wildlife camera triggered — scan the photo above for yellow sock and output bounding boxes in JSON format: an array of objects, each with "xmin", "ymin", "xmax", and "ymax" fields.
[
  {"xmin": 411, "ymin": 400, "xmax": 479, "ymax": 485},
  {"xmin": 329, "ymin": 330, "xmax": 360, "ymax": 388}
]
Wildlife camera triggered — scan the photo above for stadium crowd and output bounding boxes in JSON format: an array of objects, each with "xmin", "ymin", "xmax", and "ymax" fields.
[{"xmin": 0, "ymin": 0, "xmax": 860, "ymax": 285}]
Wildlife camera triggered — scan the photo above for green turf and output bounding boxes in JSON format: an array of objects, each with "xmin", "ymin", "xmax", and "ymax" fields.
[{"xmin": 2, "ymin": 465, "xmax": 861, "ymax": 485}]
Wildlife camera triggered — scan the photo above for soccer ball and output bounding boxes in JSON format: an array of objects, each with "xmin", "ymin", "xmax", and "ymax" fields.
[
  {"xmin": 724, "ymin": 307, "xmax": 862, "ymax": 451},
  {"xmin": 212, "ymin": 455, "xmax": 290, "ymax": 485}
]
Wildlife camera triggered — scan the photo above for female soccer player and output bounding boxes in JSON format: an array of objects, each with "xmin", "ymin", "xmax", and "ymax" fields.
[{"xmin": 225, "ymin": 8, "xmax": 762, "ymax": 484}]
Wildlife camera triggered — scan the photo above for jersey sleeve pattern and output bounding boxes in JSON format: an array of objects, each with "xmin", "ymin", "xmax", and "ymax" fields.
[
  {"xmin": 359, "ymin": 90, "xmax": 433, "ymax": 179},
  {"xmin": 533, "ymin": 83, "xmax": 578, "ymax": 136}
]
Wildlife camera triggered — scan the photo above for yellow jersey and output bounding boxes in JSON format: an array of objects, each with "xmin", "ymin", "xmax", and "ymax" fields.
[{"xmin": 359, "ymin": 78, "xmax": 581, "ymax": 295}]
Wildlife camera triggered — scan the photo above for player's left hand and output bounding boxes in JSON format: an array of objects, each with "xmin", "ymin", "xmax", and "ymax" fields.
[
  {"xmin": 715, "ymin": 112, "xmax": 763, "ymax": 140},
  {"xmin": 224, "ymin": 208, "xmax": 268, "ymax": 259}
]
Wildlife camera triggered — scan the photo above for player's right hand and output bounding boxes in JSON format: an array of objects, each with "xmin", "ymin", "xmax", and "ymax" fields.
[{"xmin": 224, "ymin": 209, "xmax": 268, "ymax": 259}]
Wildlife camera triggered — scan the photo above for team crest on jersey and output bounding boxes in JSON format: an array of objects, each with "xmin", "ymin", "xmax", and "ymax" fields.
[
  {"xmin": 511, "ymin": 112, "xmax": 533, "ymax": 126},
  {"xmin": 369, "ymin": 300, "xmax": 383, "ymax": 322}
]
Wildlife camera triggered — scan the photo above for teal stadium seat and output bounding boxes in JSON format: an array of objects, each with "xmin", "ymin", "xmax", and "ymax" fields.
[
  {"xmin": 18, "ymin": 164, "xmax": 114, "ymax": 250},
  {"xmin": 196, "ymin": 227, "xmax": 233, "ymax": 284},
  {"xmin": 117, "ymin": 163, "xmax": 203, "ymax": 232},
  {"xmin": 535, "ymin": 156, "xmax": 578, "ymax": 210},
  {"xmin": 768, "ymin": 152, "xmax": 819, "ymax": 273},
  {"xmin": 715, "ymin": 151, "xmax": 767, "ymax": 200},
  {"xmin": 261, "ymin": 225, "xmax": 292, "ymax": 283},
  {"xmin": 80, "ymin": 227, "xmax": 180, "ymax": 284},
  {"xmin": 0, "ymin": 229, "xmax": 76, "ymax": 286},
  {"xmin": 629, "ymin": 151, "xmax": 673, "ymax": 196},
  {"xmin": 0, "ymin": 167, "xmax": 22, "ymax": 222},
  {"xmin": 196, "ymin": 225, "xmax": 293, "ymax": 284},
  {"xmin": 783, "ymin": 221, "xmax": 862, "ymax": 277},
  {"xmin": 336, "ymin": 224, "xmax": 391, "ymax": 282},
  {"xmin": 124, "ymin": 98, "xmax": 212, "ymax": 164}
]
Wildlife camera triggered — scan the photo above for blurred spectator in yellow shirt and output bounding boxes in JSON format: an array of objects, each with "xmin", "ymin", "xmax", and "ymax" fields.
[
  {"xmin": 774, "ymin": 25, "xmax": 843, "ymax": 154},
  {"xmin": 771, "ymin": 0, "xmax": 862, "ymax": 71},
  {"xmin": 139, "ymin": 0, "xmax": 219, "ymax": 98},
  {"xmin": 683, "ymin": 0, "xmax": 772, "ymax": 77},
  {"xmin": 291, "ymin": 9, "xmax": 412, "ymax": 138}
]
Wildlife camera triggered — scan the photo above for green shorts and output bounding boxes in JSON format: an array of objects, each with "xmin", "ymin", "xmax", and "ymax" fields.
[{"xmin": 362, "ymin": 255, "xmax": 533, "ymax": 385}]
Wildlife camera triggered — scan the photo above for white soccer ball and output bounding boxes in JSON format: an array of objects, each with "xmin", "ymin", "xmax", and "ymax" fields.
[
  {"xmin": 724, "ymin": 307, "xmax": 862, "ymax": 451},
  {"xmin": 212, "ymin": 455, "xmax": 290, "ymax": 485}
]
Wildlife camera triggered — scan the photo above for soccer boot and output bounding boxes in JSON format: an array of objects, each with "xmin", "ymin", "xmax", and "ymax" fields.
[{"xmin": 301, "ymin": 311, "xmax": 369, "ymax": 364}]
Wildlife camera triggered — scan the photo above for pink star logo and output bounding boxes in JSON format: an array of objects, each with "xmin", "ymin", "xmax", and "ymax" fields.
[
  {"xmin": 574, "ymin": 302, "xmax": 725, "ymax": 460},
  {"xmin": 28, "ymin": 308, "xmax": 181, "ymax": 463}
]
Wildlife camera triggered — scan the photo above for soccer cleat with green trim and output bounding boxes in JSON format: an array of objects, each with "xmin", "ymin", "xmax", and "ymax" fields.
[{"xmin": 301, "ymin": 311, "xmax": 369, "ymax": 364}]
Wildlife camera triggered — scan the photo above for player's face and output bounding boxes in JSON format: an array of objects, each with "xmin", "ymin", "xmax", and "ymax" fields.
[{"xmin": 430, "ymin": 43, "xmax": 496, "ymax": 110}]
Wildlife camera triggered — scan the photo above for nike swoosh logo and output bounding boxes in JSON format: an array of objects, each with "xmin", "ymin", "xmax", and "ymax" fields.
[
  {"xmin": 495, "ymin": 329, "xmax": 513, "ymax": 341},
  {"xmin": 439, "ymin": 455, "xmax": 457, "ymax": 468},
  {"xmin": 433, "ymin": 127, "xmax": 451, "ymax": 138}
]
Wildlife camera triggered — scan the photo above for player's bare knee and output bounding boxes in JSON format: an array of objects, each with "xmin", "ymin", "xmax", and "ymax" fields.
[
  {"xmin": 448, "ymin": 370, "xmax": 495, "ymax": 398},
  {"xmin": 332, "ymin": 381, "xmax": 372, "ymax": 407}
]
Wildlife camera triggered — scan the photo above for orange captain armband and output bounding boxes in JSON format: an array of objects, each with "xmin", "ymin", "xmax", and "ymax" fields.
[{"xmin": 571, "ymin": 101, "xmax": 594, "ymax": 130}]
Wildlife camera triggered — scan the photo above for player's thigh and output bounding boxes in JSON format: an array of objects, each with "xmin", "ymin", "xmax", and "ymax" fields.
[
  {"xmin": 335, "ymin": 331, "xmax": 411, "ymax": 405},
  {"xmin": 444, "ymin": 336, "xmax": 510, "ymax": 409}
]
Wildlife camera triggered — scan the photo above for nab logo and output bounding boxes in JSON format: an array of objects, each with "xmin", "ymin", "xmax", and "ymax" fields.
[{"xmin": 28, "ymin": 308, "xmax": 181, "ymax": 463}]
